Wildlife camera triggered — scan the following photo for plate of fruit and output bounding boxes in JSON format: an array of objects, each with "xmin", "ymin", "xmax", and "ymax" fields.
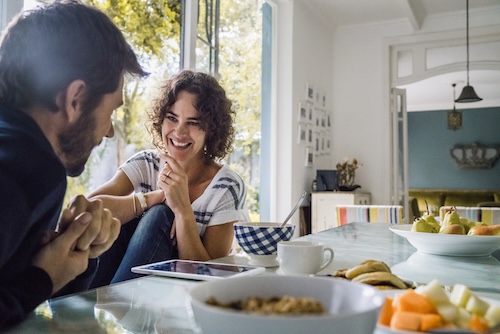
[
  {"xmin": 389, "ymin": 209, "xmax": 500, "ymax": 256},
  {"xmin": 376, "ymin": 279, "xmax": 500, "ymax": 334}
]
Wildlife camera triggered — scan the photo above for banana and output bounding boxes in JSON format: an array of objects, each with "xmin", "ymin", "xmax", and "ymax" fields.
[
  {"xmin": 333, "ymin": 268, "xmax": 348, "ymax": 278},
  {"xmin": 351, "ymin": 271, "xmax": 408, "ymax": 289},
  {"xmin": 344, "ymin": 260, "xmax": 391, "ymax": 280}
]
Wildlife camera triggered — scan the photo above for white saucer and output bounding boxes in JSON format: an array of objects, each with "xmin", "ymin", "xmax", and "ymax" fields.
[{"xmin": 247, "ymin": 254, "xmax": 279, "ymax": 267}]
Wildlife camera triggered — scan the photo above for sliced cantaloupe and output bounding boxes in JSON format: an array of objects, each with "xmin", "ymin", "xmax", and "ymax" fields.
[
  {"xmin": 420, "ymin": 313, "xmax": 444, "ymax": 332},
  {"xmin": 397, "ymin": 288, "xmax": 437, "ymax": 314},
  {"xmin": 390, "ymin": 311, "xmax": 422, "ymax": 331},
  {"xmin": 469, "ymin": 314, "xmax": 489, "ymax": 333},
  {"xmin": 378, "ymin": 297, "xmax": 394, "ymax": 327}
]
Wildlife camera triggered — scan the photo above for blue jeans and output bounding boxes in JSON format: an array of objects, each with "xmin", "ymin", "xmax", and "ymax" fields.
[{"xmin": 90, "ymin": 205, "xmax": 177, "ymax": 288}]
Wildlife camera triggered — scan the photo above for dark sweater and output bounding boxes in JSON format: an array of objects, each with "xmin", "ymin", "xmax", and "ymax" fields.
[{"xmin": 0, "ymin": 103, "xmax": 96, "ymax": 329}]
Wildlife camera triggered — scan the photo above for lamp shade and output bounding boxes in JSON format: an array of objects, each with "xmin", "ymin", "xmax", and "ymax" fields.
[{"xmin": 455, "ymin": 85, "xmax": 482, "ymax": 103}]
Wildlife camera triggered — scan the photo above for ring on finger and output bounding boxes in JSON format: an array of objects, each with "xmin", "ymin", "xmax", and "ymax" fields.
[{"xmin": 166, "ymin": 170, "xmax": 172, "ymax": 177}]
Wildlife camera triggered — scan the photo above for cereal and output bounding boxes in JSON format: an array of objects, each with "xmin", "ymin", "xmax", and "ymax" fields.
[{"xmin": 206, "ymin": 295, "xmax": 326, "ymax": 315}]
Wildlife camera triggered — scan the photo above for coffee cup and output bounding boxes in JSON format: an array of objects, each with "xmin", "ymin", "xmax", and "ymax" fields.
[{"xmin": 277, "ymin": 241, "xmax": 334, "ymax": 275}]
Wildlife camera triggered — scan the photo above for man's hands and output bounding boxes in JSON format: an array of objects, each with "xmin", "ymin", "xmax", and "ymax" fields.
[
  {"xmin": 62, "ymin": 195, "xmax": 121, "ymax": 259},
  {"xmin": 33, "ymin": 211, "xmax": 92, "ymax": 294},
  {"xmin": 33, "ymin": 195, "xmax": 120, "ymax": 294}
]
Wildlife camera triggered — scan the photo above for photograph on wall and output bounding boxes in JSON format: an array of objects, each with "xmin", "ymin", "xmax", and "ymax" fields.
[
  {"xmin": 305, "ymin": 82, "xmax": 314, "ymax": 102},
  {"xmin": 305, "ymin": 146, "xmax": 314, "ymax": 167},
  {"xmin": 316, "ymin": 90, "xmax": 321, "ymax": 106},
  {"xmin": 306, "ymin": 101, "xmax": 314, "ymax": 124},
  {"xmin": 297, "ymin": 123, "xmax": 306, "ymax": 144},
  {"xmin": 298, "ymin": 102, "xmax": 307, "ymax": 123},
  {"xmin": 321, "ymin": 132, "xmax": 326, "ymax": 154},
  {"xmin": 307, "ymin": 124, "xmax": 314, "ymax": 145},
  {"xmin": 315, "ymin": 108, "xmax": 321, "ymax": 127}
]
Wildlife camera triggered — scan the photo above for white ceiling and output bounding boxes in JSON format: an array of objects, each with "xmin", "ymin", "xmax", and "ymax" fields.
[{"xmin": 299, "ymin": 0, "xmax": 500, "ymax": 111}]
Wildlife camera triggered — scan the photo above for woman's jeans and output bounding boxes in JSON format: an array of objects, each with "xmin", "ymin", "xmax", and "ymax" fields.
[{"xmin": 90, "ymin": 204, "xmax": 176, "ymax": 288}]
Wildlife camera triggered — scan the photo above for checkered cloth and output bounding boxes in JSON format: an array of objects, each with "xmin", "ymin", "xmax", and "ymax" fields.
[
  {"xmin": 234, "ymin": 224, "xmax": 294, "ymax": 255},
  {"xmin": 336, "ymin": 205, "xmax": 404, "ymax": 226},
  {"xmin": 439, "ymin": 206, "xmax": 500, "ymax": 225}
]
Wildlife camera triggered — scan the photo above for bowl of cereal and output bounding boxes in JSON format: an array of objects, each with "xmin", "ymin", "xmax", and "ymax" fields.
[
  {"xmin": 234, "ymin": 222, "xmax": 295, "ymax": 267},
  {"xmin": 188, "ymin": 274, "xmax": 384, "ymax": 334}
]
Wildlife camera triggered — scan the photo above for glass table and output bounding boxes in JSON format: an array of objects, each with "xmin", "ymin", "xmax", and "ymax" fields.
[{"xmin": 5, "ymin": 222, "xmax": 500, "ymax": 333}]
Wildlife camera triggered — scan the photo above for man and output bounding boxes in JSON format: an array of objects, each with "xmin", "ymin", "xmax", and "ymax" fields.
[{"xmin": 0, "ymin": 0, "xmax": 147, "ymax": 328}]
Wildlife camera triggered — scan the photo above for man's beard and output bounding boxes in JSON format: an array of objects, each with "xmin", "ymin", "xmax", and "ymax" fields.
[{"xmin": 58, "ymin": 110, "xmax": 97, "ymax": 177}]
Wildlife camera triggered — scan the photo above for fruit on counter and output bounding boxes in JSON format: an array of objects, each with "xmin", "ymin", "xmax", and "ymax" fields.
[
  {"xmin": 422, "ymin": 213, "xmax": 438, "ymax": 225},
  {"xmin": 422, "ymin": 214, "xmax": 441, "ymax": 231},
  {"xmin": 442, "ymin": 209, "xmax": 461, "ymax": 227},
  {"xmin": 450, "ymin": 284, "xmax": 473, "ymax": 308},
  {"xmin": 332, "ymin": 259, "xmax": 410, "ymax": 290},
  {"xmin": 439, "ymin": 224, "xmax": 466, "ymax": 235},
  {"xmin": 344, "ymin": 259, "xmax": 390, "ymax": 279},
  {"xmin": 412, "ymin": 218, "xmax": 439, "ymax": 233},
  {"xmin": 351, "ymin": 271, "xmax": 408, "ymax": 289},
  {"xmin": 410, "ymin": 207, "xmax": 495, "ymax": 236},
  {"xmin": 468, "ymin": 225, "xmax": 500, "ymax": 236},
  {"xmin": 378, "ymin": 279, "xmax": 500, "ymax": 333},
  {"xmin": 485, "ymin": 304, "xmax": 500, "ymax": 327}
]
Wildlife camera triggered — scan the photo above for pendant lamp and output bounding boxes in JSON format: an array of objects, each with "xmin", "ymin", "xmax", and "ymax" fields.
[
  {"xmin": 448, "ymin": 84, "xmax": 462, "ymax": 131},
  {"xmin": 455, "ymin": 0, "xmax": 482, "ymax": 103}
]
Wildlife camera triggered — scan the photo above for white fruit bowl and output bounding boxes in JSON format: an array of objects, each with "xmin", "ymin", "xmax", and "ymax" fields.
[{"xmin": 390, "ymin": 224, "xmax": 500, "ymax": 256}]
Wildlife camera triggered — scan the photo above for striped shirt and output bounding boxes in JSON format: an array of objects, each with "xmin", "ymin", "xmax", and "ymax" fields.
[{"xmin": 120, "ymin": 150, "xmax": 250, "ymax": 236}]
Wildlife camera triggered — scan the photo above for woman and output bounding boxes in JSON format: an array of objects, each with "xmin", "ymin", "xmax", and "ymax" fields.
[{"xmin": 89, "ymin": 70, "xmax": 250, "ymax": 287}]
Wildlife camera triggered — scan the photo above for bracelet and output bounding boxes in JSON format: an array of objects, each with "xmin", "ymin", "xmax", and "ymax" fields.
[
  {"xmin": 132, "ymin": 194, "xmax": 139, "ymax": 218},
  {"xmin": 136, "ymin": 192, "xmax": 148, "ymax": 213}
]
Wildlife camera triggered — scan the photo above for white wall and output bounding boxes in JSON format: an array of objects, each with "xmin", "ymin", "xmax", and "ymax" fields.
[
  {"xmin": 272, "ymin": 1, "xmax": 333, "ymax": 236},
  {"xmin": 331, "ymin": 22, "xmax": 412, "ymax": 205},
  {"xmin": 273, "ymin": 1, "xmax": 500, "ymax": 225}
]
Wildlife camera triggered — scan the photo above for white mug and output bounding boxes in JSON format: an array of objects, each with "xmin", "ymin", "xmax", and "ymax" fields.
[{"xmin": 277, "ymin": 241, "xmax": 334, "ymax": 275}]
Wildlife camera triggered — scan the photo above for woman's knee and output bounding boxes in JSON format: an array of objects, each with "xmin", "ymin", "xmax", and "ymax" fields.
[
  {"xmin": 135, "ymin": 204, "xmax": 174, "ymax": 237},
  {"xmin": 143, "ymin": 204, "xmax": 174, "ymax": 222}
]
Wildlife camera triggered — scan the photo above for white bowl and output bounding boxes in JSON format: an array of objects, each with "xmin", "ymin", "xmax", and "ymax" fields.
[
  {"xmin": 188, "ymin": 275, "xmax": 384, "ymax": 334},
  {"xmin": 389, "ymin": 224, "xmax": 500, "ymax": 256}
]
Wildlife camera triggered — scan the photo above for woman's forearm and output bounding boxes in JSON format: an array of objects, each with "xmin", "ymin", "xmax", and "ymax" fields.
[{"xmin": 90, "ymin": 190, "xmax": 165, "ymax": 224}]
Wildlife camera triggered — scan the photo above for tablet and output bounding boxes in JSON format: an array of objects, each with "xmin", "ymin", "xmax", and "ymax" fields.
[{"xmin": 131, "ymin": 259, "xmax": 265, "ymax": 281}]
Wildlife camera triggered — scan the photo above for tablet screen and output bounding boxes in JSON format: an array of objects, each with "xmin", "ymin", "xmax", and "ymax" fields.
[
  {"xmin": 132, "ymin": 260, "xmax": 265, "ymax": 280},
  {"xmin": 149, "ymin": 261, "xmax": 251, "ymax": 276}
]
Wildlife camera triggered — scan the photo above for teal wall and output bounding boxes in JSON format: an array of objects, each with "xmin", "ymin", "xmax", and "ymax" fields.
[{"xmin": 408, "ymin": 107, "xmax": 500, "ymax": 189}]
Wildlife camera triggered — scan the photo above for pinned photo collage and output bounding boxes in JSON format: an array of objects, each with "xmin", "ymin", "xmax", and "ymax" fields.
[{"xmin": 298, "ymin": 82, "xmax": 332, "ymax": 167}]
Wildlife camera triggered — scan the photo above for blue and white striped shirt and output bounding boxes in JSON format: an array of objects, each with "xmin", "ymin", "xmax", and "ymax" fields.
[{"xmin": 120, "ymin": 150, "xmax": 250, "ymax": 236}]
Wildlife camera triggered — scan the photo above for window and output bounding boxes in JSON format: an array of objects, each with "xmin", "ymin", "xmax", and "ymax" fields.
[{"xmin": 20, "ymin": 0, "xmax": 268, "ymax": 219}]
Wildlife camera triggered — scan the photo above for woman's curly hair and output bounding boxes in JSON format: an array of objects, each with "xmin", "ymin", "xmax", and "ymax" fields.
[{"xmin": 148, "ymin": 70, "xmax": 235, "ymax": 164}]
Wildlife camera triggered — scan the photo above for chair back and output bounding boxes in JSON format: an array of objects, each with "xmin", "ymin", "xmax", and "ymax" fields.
[
  {"xmin": 439, "ymin": 206, "xmax": 500, "ymax": 225},
  {"xmin": 336, "ymin": 205, "xmax": 404, "ymax": 226}
]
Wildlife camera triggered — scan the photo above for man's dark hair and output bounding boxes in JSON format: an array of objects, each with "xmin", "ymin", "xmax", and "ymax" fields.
[{"xmin": 0, "ymin": 0, "xmax": 147, "ymax": 113}]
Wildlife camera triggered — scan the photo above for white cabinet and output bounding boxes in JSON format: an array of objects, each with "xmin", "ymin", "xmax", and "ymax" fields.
[{"xmin": 311, "ymin": 192, "xmax": 371, "ymax": 233}]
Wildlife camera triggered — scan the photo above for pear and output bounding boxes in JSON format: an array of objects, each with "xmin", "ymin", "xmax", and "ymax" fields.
[
  {"xmin": 439, "ymin": 224, "xmax": 466, "ymax": 235},
  {"xmin": 468, "ymin": 225, "xmax": 500, "ymax": 236},
  {"xmin": 412, "ymin": 218, "xmax": 438, "ymax": 233},
  {"xmin": 442, "ymin": 208, "xmax": 460, "ymax": 227},
  {"xmin": 458, "ymin": 217, "xmax": 474, "ymax": 234},
  {"xmin": 422, "ymin": 213, "xmax": 438, "ymax": 224},
  {"xmin": 422, "ymin": 214, "xmax": 441, "ymax": 231}
]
